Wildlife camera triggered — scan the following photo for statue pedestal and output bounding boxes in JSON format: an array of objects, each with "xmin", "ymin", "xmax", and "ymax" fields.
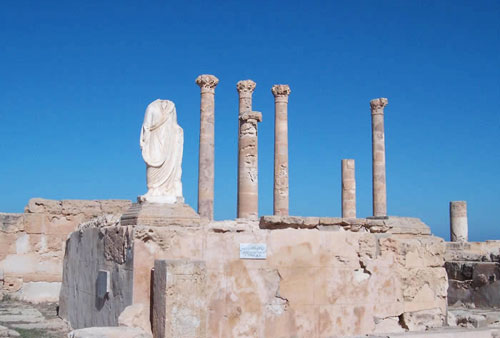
[{"xmin": 120, "ymin": 202, "xmax": 201, "ymax": 227}]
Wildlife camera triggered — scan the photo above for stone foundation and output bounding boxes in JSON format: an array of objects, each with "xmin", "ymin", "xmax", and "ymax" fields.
[
  {"xmin": 445, "ymin": 241, "xmax": 500, "ymax": 308},
  {"xmin": 59, "ymin": 213, "xmax": 448, "ymax": 337}
]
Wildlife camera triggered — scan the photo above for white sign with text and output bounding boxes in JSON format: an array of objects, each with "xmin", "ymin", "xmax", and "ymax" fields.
[{"xmin": 239, "ymin": 243, "xmax": 267, "ymax": 259}]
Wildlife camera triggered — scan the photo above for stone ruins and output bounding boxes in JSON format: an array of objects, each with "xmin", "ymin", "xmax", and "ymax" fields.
[{"xmin": 1, "ymin": 75, "xmax": 500, "ymax": 338}]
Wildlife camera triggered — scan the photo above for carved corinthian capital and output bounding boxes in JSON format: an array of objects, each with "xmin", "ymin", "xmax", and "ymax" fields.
[
  {"xmin": 195, "ymin": 74, "xmax": 219, "ymax": 92},
  {"xmin": 271, "ymin": 84, "xmax": 291, "ymax": 97},
  {"xmin": 236, "ymin": 80, "xmax": 256, "ymax": 95},
  {"xmin": 370, "ymin": 98, "xmax": 388, "ymax": 113},
  {"xmin": 240, "ymin": 111, "xmax": 262, "ymax": 123}
]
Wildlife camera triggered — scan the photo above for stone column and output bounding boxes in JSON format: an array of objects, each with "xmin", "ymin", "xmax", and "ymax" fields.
[
  {"xmin": 450, "ymin": 201, "xmax": 468, "ymax": 242},
  {"xmin": 238, "ymin": 108, "xmax": 262, "ymax": 219},
  {"xmin": 195, "ymin": 74, "xmax": 219, "ymax": 220},
  {"xmin": 236, "ymin": 80, "xmax": 258, "ymax": 219},
  {"xmin": 272, "ymin": 84, "xmax": 291, "ymax": 216},
  {"xmin": 341, "ymin": 159, "xmax": 356, "ymax": 218},
  {"xmin": 237, "ymin": 111, "xmax": 262, "ymax": 219},
  {"xmin": 370, "ymin": 98, "xmax": 388, "ymax": 217}
]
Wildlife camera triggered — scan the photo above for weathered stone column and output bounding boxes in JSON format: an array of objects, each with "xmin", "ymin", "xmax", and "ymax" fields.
[
  {"xmin": 236, "ymin": 80, "xmax": 258, "ymax": 219},
  {"xmin": 450, "ymin": 201, "xmax": 468, "ymax": 242},
  {"xmin": 195, "ymin": 74, "xmax": 219, "ymax": 220},
  {"xmin": 272, "ymin": 84, "xmax": 291, "ymax": 216},
  {"xmin": 237, "ymin": 111, "xmax": 262, "ymax": 219},
  {"xmin": 341, "ymin": 159, "xmax": 356, "ymax": 218},
  {"xmin": 370, "ymin": 98, "xmax": 388, "ymax": 217}
]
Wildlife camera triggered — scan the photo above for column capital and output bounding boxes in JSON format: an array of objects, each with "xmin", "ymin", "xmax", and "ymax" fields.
[
  {"xmin": 271, "ymin": 84, "xmax": 291, "ymax": 98},
  {"xmin": 240, "ymin": 111, "xmax": 262, "ymax": 123},
  {"xmin": 370, "ymin": 98, "xmax": 388, "ymax": 114},
  {"xmin": 236, "ymin": 80, "xmax": 256, "ymax": 96},
  {"xmin": 195, "ymin": 74, "xmax": 219, "ymax": 93}
]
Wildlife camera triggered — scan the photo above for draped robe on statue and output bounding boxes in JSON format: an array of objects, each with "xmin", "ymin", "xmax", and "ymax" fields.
[{"xmin": 139, "ymin": 99, "xmax": 184, "ymax": 203}]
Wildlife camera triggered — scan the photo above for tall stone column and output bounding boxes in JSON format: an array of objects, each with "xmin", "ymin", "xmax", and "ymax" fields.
[
  {"xmin": 237, "ymin": 111, "xmax": 262, "ymax": 219},
  {"xmin": 370, "ymin": 98, "xmax": 388, "ymax": 217},
  {"xmin": 450, "ymin": 201, "xmax": 468, "ymax": 242},
  {"xmin": 272, "ymin": 84, "xmax": 291, "ymax": 216},
  {"xmin": 341, "ymin": 159, "xmax": 356, "ymax": 218},
  {"xmin": 236, "ymin": 80, "xmax": 258, "ymax": 219},
  {"xmin": 195, "ymin": 74, "xmax": 219, "ymax": 220}
]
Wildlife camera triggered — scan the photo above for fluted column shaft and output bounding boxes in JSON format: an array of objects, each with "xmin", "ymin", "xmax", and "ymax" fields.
[
  {"xmin": 370, "ymin": 98, "xmax": 388, "ymax": 217},
  {"xmin": 450, "ymin": 201, "xmax": 468, "ymax": 242},
  {"xmin": 195, "ymin": 74, "xmax": 219, "ymax": 220},
  {"xmin": 272, "ymin": 85, "xmax": 291, "ymax": 216},
  {"xmin": 341, "ymin": 159, "xmax": 356, "ymax": 218}
]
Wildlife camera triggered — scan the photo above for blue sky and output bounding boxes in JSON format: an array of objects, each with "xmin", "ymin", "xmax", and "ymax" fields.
[{"xmin": 1, "ymin": 1, "xmax": 499, "ymax": 241}]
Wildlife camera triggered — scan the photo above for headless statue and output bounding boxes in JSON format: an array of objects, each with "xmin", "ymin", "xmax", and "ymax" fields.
[{"xmin": 139, "ymin": 99, "xmax": 184, "ymax": 204}]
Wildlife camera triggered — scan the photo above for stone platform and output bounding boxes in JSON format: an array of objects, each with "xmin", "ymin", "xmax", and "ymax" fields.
[{"xmin": 120, "ymin": 202, "xmax": 200, "ymax": 227}]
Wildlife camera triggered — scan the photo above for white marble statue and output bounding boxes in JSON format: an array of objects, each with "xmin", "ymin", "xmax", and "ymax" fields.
[{"xmin": 139, "ymin": 99, "xmax": 184, "ymax": 203}]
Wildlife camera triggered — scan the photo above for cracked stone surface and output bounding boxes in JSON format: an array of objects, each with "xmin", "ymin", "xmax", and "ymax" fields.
[{"xmin": 59, "ymin": 214, "xmax": 448, "ymax": 337}]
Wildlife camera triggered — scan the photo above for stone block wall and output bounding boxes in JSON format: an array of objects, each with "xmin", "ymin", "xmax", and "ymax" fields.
[
  {"xmin": 445, "ymin": 241, "xmax": 500, "ymax": 308},
  {"xmin": 0, "ymin": 198, "xmax": 131, "ymax": 302},
  {"xmin": 59, "ymin": 214, "xmax": 448, "ymax": 337}
]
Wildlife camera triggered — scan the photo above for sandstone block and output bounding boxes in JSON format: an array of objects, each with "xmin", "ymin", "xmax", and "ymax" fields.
[
  {"xmin": 62, "ymin": 199, "xmax": 101, "ymax": 216},
  {"xmin": 24, "ymin": 198, "xmax": 62, "ymax": 214},
  {"xmin": 319, "ymin": 304, "xmax": 375, "ymax": 336},
  {"xmin": 14, "ymin": 281, "xmax": 61, "ymax": 303},
  {"xmin": 446, "ymin": 261, "xmax": 500, "ymax": 308},
  {"xmin": 45, "ymin": 216, "xmax": 80, "ymax": 235},
  {"xmin": 118, "ymin": 304, "xmax": 151, "ymax": 334},
  {"xmin": 401, "ymin": 267, "xmax": 448, "ymax": 313},
  {"xmin": 121, "ymin": 203, "xmax": 200, "ymax": 227},
  {"xmin": 68, "ymin": 327, "xmax": 152, "ymax": 338},
  {"xmin": 268, "ymin": 229, "xmax": 322, "ymax": 268},
  {"xmin": 373, "ymin": 316, "xmax": 406, "ymax": 333},
  {"xmin": 28, "ymin": 234, "xmax": 67, "ymax": 253},
  {"xmin": 386, "ymin": 217, "xmax": 431, "ymax": 235},
  {"xmin": 0, "ymin": 213, "xmax": 24, "ymax": 233},
  {"xmin": 153, "ymin": 259, "xmax": 206, "ymax": 338},
  {"xmin": 2, "ymin": 276, "xmax": 22, "ymax": 292},
  {"xmin": 259, "ymin": 215, "xmax": 319, "ymax": 229},
  {"xmin": 379, "ymin": 236, "xmax": 445, "ymax": 269},
  {"xmin": 401, "ymin": 308, "xmax": 445, "ymax": 331},
  {"xmin": 278, "ymin": 267, "xmax": 317, "ymax": 305},
  {"xmin": 0, "ymin": 233, "xmax": 17, "ymax": 259},
  {"xmin": 22, "ymin": 213, "xmax": 47, "ymax": 234},
  {"xmin": 99, "ymin": 200, "xmax": 133, "ymax": 215},
  {"xmin": 22, "ymin": 273, "xmax": 61, "ymax": 283}
]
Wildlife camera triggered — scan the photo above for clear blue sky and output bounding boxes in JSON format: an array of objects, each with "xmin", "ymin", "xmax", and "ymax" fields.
[{"xmin": 1, "ymin": 1, "xmax": 499, "ymax": 241}]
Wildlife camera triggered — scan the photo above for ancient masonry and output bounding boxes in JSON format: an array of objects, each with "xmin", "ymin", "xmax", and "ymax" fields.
[
  {"xmin": 2, "ymin": 74, "xmax": 498, "ymax": 338},
  {"xmin": 236, "ymin": 80, "xmax": 261, "ymax": 219},
  {"xmin": 450, "ymin": 200, "xmax": 468, "ymax": 242},
  {"xmin": 272, "ymin": 84, "xmax": 291, "ymax": 216},
  {"xmin": 370, "ymin": 97, "xmax": 388, "ymax": 217},
  {"xmin": 341, "ymin": 159, "xmax": 356, "ymax": 218},
  {"xmin": 195, "ymin": 74, "xmax": 219, "ymax": 220}
]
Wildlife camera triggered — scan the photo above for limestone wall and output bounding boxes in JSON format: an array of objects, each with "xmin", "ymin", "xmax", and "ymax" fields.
[
  {"xmin": 445, "ymin": 241, "xmax": 500, "ymax": 308},
  {"xmin": 59, "ymin": 215, "xmax": 448, "ymax": 337},
  {"xmin": 0, "ymin": 198, "xmax": 131, "ymax": 302}
]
